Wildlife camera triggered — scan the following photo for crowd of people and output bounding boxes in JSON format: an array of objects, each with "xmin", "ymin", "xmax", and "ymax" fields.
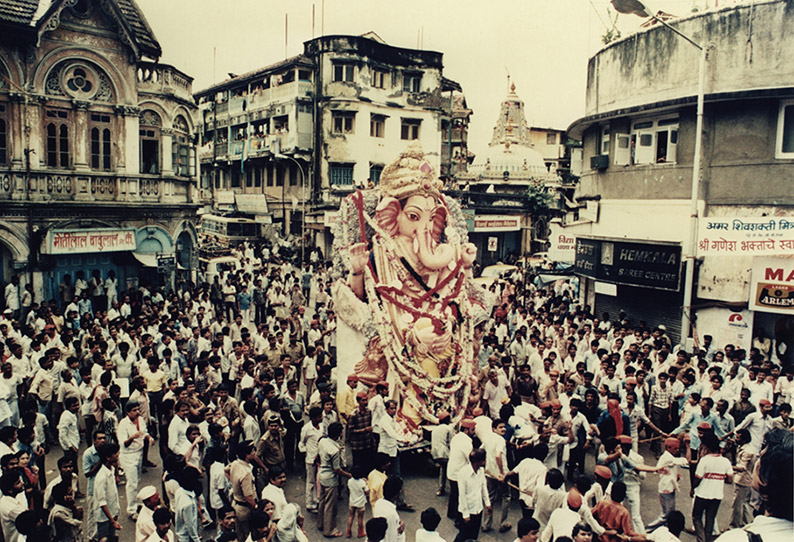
[{"xmin": 0, "ymin": 240, "xmax": 791, "ymax": 542}]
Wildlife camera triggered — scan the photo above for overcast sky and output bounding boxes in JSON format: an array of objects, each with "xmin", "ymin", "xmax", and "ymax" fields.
[{"xmin": 136, "ymin": 0, "xmax": 714, "ymax": 152}]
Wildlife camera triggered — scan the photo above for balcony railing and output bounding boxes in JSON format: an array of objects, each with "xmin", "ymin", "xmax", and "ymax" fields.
[
  {"xmin": 137, "ymin": 62, "xmax": 194, "ymax": 103},
  {"xmin": 0, "ymin": 169, "xmax": 198, "ymax": 205},
  {"xmin": 443, "ymin": 189, "xmax": 531, "ymax": 211}
]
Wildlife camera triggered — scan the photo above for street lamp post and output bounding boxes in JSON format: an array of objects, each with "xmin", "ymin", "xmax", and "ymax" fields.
[
  {"xmin": 275, "ymin": 153, "xmax": 306, "ymax": 264},
  {"xmin": 611, "ymin": 0, "xmax": 707, "ymax": 348}
]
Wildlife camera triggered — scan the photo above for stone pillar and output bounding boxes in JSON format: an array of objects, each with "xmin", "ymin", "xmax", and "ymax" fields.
[
  {"xmin": 160, "ymin": 128, "xmax": 174, "ymax": 175},
  {"xmin": 72, "ymin": 100, "xmax": 89, "ymax": 171},
  {"xmin": 115, "ymin": 105, "xmax": 140, "ymax": 174}
]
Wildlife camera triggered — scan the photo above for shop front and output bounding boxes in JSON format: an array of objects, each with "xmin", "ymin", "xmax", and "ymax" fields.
[
  {"xmin": 469, "ymin": 214, "xmax": 525, "ymax": 266},
  {"xmin": 748, "ymin": 257, "xmax": 794, "ymax": 369},
  {"xmin": 574, "ymin": 236, "xmax": 683, "ymax": 343}
]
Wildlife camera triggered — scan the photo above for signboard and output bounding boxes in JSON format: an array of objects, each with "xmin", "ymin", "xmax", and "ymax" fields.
[
  {"xmin": 549, "ymin": 231, "xmax": 576, "ymax": 263},
  {"xmin": 697, "ymin": 217, "xmax": 794, "ymax": 256},
  {"xmin": 157, "ymin": 255, "xmax": 176, "ymax": 273},
  {"xmin": 235, "ymin": 194, "xmax": 268, "ymax": 214},
  {"xmin": 474, "ymin": 215, "xmax": 521, "ymax": 232},
  {"xmin": 487, "ymin": 237, "xmax": 498, "ymax": 252},
  {"xmin": 47, "ymin": 229, "xmax": 137, "ymax": 255},
  {"xmin": 695, "ymin": 307, "xmax": 753, "ymax": 354},
  {"xmin": 574, "ymin": 237, "xmax": 682, "ymax": 291},
  {"xmin": 749, "ymin": 256, "xmax": 794, "ymax": 315}
]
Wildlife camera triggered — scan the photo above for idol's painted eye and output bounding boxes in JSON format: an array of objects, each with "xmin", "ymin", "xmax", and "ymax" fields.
[{"xmin": 406, "ymin": 212, "xmax": 420, "ymax": 221}]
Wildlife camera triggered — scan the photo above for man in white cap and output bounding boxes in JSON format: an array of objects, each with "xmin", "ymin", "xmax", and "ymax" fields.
[
  {"xmin": 117, "ymin": 400, "xmax": 154, "ymax": 519},
  {"xmin": 135, "ymin": 486, "xmax": 161, "ymax": 542}
]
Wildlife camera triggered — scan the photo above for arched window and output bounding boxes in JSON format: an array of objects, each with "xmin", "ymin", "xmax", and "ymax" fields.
[
  {"xmin": 89, "ymin": 113, "xmax": 112, "ymax": 170},
  {"xmin": 45, "ymin": 109, "xmax": 70, "ymax": 168},
  {"xmin": 171, "ymin": 115, "xmax": 193, "ymax": 177},
  {"xmin": 139, "ymin": 110, "xmax": 161, "ymax": 174}
]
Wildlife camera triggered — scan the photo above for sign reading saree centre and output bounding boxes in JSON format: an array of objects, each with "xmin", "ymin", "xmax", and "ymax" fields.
[
  {"xmin": 47, "ymin": 229, "xmax": 137, "ymax": 254},
  {"xmin": 575, "ymin": 237, "xmax": 682, "ymax": 291}
]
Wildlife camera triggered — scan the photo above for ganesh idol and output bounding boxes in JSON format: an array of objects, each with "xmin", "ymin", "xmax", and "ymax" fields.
[{"xmin": 331, "ymin": 148, "xmax": 493, "ymax": 433}]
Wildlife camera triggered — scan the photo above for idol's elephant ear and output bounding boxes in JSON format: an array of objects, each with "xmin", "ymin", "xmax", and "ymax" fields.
[
  {"xmin": 430, "ymin": 204, "xmax": 447, "ymax": 243},
  {"xmin": 375, "ymin": 197, "xmax": 401, "ymax": 237}
]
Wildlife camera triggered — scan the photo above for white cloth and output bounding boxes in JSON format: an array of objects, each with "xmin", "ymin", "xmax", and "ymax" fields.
[
  {"xmin": 483, "ymin": 432, "xmax": 507, "ymax": 479},
  {"xmin": 209, "ymin": 462, "xmax": 230, "ymax": 510},
  {"xmin": 94, "ymin": 464, "xmax": 120, "ymax": 522},
  {"xmin": 372, "ymin": 498, "xmax": 405, "ymax": 542},
  {"xmin": 541, "ymin": 507, "xmax": 581, "ymax": 542},
  {"xmin": 446, "ymin": 432, "xmax": 473, "ymax": 482},
  {"xmin": 260, "ymin": 484, "xmax": 287, "ymax": 521},
  {"xmin": 457, "ymin": 464, "xmax": 490, "ymax": 520},
  {"xmin": 656, "ymin": 451, "xmax": 688, "ymax": 494},
  {"xmin": 136, "ymin": 505, "xmax": 156, "ymax": 542},
  {"xmin": 513, "ymin": 457, "xmax": 547, "ymax": 508},
  {"xmin": 347, "ymin": 477, "xmax": 368, "ymax": 509},
  {"xmin": 0, "ymin": 493, "xmax": 27, "ymax": 542},
  {"xmin": 57, "ymin": 409, "xmax": 80, "ymax": 451}
]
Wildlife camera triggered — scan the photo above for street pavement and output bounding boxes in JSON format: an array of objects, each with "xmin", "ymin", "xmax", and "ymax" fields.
[{"xmin": 47, "ymin": 437, "xmax": 737, "ymax": 542}]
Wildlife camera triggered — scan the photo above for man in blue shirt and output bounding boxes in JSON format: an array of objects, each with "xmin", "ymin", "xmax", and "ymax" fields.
[{"xmin": 669, "ymin": 396, "xmax": 725, "ymax": 488}]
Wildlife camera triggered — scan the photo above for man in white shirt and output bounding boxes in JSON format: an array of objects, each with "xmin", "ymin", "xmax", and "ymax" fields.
[
  {"xmin": 135, "ymin": 486, "xmax": 161, "ymax": 542},
  {"xmin": 299, "ymin": 407, "xmax": 323, "ymax": 511},
  {"xmin": 456, "ymin": 448, "xmax": 491, "ymax": 542},
  {"xmin": 58, "ymin": 396, "xmax": 81, "ymax": 458},
  {"xmin": 118, "ymin": 400, "xmax": 153, "ymax": 519},
  {"xmin": 372, "ymin": 476, "xmax": 406, "ymax": 542},
  {"xmin": 259, "ymin": 466, "xmax": 288, "ymax": 521},
  {"xmin": 0, "ymin": 471, "xmax": 26, "ymax": 542},
  {"xmin": 745, "ymin": 368, "xmax": 774, "ymax": 409},
  {"xmin": 541, "ymin": 491, "xmax": 584, "ymax": 542},
  {"xmin": 483, "ymin": 418, "xmax": 511, "ymax": 533},
  {"xmin": 446, "ymin": 419, "xmax": 476, "ymax": 520},
  {"xmin": 692, "ymin": 433, "xmax": 733, "ymax": 542},
  {"xmin": 168, "ymin": 401, "xmax": 190, "ymax": 455},
  {"xmin": 95, "ymin": 443, "xmax": 122, "ymax": 540}
]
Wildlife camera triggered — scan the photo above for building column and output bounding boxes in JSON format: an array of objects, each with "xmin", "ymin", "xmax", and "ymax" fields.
[
  {"xmin": 115, "ymin": 105, "xmax": 140, "ymax": 175},
  {"xmin": 160, "ymin": 128, "xmax": 174, "ymax": 175},
  {"xmin": 72, "ymin": 100, "xmax": 90, "ymax": 171}
]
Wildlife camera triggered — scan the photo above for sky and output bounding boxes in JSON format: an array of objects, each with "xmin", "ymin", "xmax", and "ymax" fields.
[{"xmin": 136, "ymin": 0, "xmax": 719, "ymax": 153}]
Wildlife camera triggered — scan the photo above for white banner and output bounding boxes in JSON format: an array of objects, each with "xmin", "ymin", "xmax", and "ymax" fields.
[
  {"xmin": 697, "ymin": 217, "xmax": 794, "ymax": 256},
  {"xmin": 47, "ymin": 229, "xmax": 137, "ymax": 255},
  {"xmin": 474, "ymin": 215, "xmax": 521, "ymax": 232}
]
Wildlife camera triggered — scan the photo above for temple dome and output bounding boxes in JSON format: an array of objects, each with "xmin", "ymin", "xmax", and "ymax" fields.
[{"xmin": 468, "ymin": 83, "xmax": 553, "ymax": 183}]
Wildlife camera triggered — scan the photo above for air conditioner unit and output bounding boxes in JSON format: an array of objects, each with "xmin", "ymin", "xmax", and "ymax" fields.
[{"xmin": 590, "ymin": 155, "xmax": 609, "ymax": 170}]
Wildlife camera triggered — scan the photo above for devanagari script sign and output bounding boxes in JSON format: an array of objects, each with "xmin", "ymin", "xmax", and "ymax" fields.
[
  {"xmin": 697, "ymin": 217, "xmax": 794, "ymax": 257},
  {"xmin": 48, "ymin": 229, "xmax": 137, "ymax": 255}
]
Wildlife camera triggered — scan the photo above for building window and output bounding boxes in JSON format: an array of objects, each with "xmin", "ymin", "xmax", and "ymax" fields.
[
  {"xmin": 298, "ymin": 70, "xmax": 312, "ymax": 82},
  {"xmin": 289, "ymin": 164, "xmax": 298, "ymax": 186},
  {"xmin": 776, "ymin": 100, "xmax": 794, "ymax": 158},
  {"xmin": 266, "ymin": 165, "xmax": 274, "ymax": 187},
  {"xmin": 372, "ymin": 68, "xmax": 388, "ymax": 89},
  {"xmin": 140, "ymin": 110, "xmax": 161, "ymax": 174},
  {"xmin": 275, "ymin": 164, "xmax": 284, "ymax": 187},
  {"xmin": 630, "ymin": 117, "xmax": 678, "ymax": 164},
  {"xmin": 329, "ymin": 163, "xmax": 354, "ymax": 186},
  {"xmin": 272, "ymin": 115, "xmax": 288, "ymax": 134},
  {"xmin": 401, "ymin": 118, "xmax": 421, "ymax": 141},
  {"xmin": 0, "ymin": 103, "xmax": 7, "ymax": 165},
  {"xmin": 402, "ymin": 72, "xmax": 421, "ymax": 93},
  {"xmin": 89, "ymin": 113, "xmax": 112, "ymax": 170},
  {"xmin": 231, "ymin": 168, "xmax": 240, "ymax": 188},
  {"xmin": 332, "ymin": 112, "xmax": 355, "ymax": 134},
  {"xmin": 370, "ymin": 114, "xmax": 385, "ymax": 138},
  {"xmin": 546, "ymin": 132, "xmax": 557, "ymax": 145},
  {"xmin": 254, "ymin": 167, "xmax": 262, "ymax": 187},
  {"xmin": 370, "ymin": 164, "xmax": 383, "ymax": 185},
  {"xmin": 172, "ymin": 115, "xmax": 192, "ymax": 176},
  {"xmin": 45, "ymin": 110, "xmax": 70, "ymax": 168},
  {"xmin": 599, "ymin": 127, "xmax": 610, "ymax": 155},
  {"xmin": 333, "ymin": 63, "xmax": 355, "ymax": 82}
]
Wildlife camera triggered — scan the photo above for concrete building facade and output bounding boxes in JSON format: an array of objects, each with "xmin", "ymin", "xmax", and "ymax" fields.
[
  {"xmin": 561, "ymin": 0, "xmax": 794, "ymax": 353},
  {"xmin": 195, "ymin": 32, "xmax": 472, "ymax": 255},
  {"xmin": 0, "ymin": 0, "xmax": 200, "ymax": 303}
]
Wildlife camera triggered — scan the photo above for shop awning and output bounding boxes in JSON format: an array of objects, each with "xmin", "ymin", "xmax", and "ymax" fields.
[{"xmin": 132, "ymin": 252, "xmax": 158, "ymax": 267}]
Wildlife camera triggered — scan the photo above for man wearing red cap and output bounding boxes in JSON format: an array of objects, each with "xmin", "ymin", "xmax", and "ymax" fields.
[
  {"xmin": 541, "ymin": 490, "xmax": 584, "ymax": 542},
  {"xmin": 646, "ymin": 438, "xmax": 688, "ymax": 533}
]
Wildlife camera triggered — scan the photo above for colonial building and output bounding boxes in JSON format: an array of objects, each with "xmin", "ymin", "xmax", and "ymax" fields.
[
  {"xmin": 0, "ymin": 0, "xmax": 200, "ymax": 301},
  {"xmin": 194, "ymin": 32, "xmax": 472, "ymax": 254},
  {"xmin": 456, "ymin": 83, "xmax": 562, "ymax": 264},
  {"xmin": 559, "ymin": 0, "xmax": 794, "ymax": 353}
]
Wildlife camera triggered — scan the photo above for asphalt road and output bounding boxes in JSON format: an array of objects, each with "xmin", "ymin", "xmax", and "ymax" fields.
[{"xmin": 48, "ymin": 437, "xmax": 737, "ymax": 542}]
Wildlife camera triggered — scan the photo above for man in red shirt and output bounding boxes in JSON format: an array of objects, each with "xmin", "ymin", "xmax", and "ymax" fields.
[{"xmin": 591, "ymin": 481, "xmax": 639, "ymax": 542}]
